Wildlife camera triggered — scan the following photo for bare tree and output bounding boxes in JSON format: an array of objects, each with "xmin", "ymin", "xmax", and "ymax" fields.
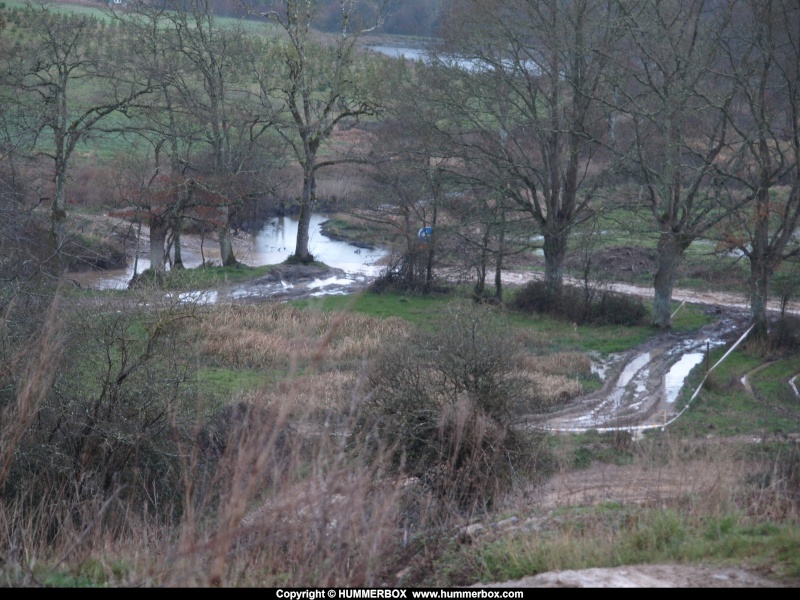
[
  {"xmin": 611, "ymin": 0, "xmax": 739, "ymax": 328},
  {"xmin": 252, "ymin": 0, "xmax": 388, "ymax": 262},
  {"xmin": 122, "ymin": 0, "xmax": 281, "ymax": 270},
  {"xmin": 716, "ymin": 0, "xmax": 800, "ymax": 335},
  {"xmin": 430, "ymin": 0, "xmax": 617, "ymax": 294},
  {"xmin": 2, "ymin": 1, "xmax": 156, "ymax": 254}
]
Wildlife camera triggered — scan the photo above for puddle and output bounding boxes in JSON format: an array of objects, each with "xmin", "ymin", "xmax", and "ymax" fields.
[
  {"xmin": 605, "ymin": 352, "xmax": 652, "ymax": 410},
  {"xmin": 167, "ymin": 290, "xmax": 219, "ymax": 304},
  {"xmin": 664, "ymin": 352, "xmax": 705, "ymax": 403},
  {"xmin": 617, "ymin": 352, "xmax": 652, "ymax": 389},
  {"xmin": 308, "ymin": 276, "xmax": 353, "ymax": 289},
  {"xmin": 590, "ymin": 352, "xmax": 624, "ymax": 382}
]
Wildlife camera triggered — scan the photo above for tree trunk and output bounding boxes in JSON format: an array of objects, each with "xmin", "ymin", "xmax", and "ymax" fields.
[
  {"xmin": 494, "ymin": 205, "xmax": 506, "ymax": 302},
  {"xmin": 543, "ymin": 231, "xmax": 568, "ymax": 295},
  {"xmin": 294, "ymin": 171, "xmax": 316, "ymax": 262},
  {"xmin": 149, "ymin": 213, "xmax": 168, "ymax": 275},
  {"xmin": 51, "ymin": 166, "xmax": 68, "ymax": 253},
  {"xmin": 172, "ymin": 218, "xmax": 184, "ymax": 270},
  {"xmin": 218, "ymin": 205, "xmax": 238, "ymax": 267},
  {"xmin": 748, "ymin": 187, "xmax": 773, "ymax": 338},
  {"xmin": 425, "ymin": 206, "xmax": 438, "ymax": 290},
  {"xmin": 218, "ymin": 221, "xmax": 237, "ymax": 267},
  {"xmin": 749, "ymin": 261, "xmax": 771, "ymax": 338},
  {"xmin": 474, "ymin": 260, "xmax": 487, "ymax": 299},
  {"xmin": 652, "ymin": 233, "xmax": 682, "ymax": 329}
]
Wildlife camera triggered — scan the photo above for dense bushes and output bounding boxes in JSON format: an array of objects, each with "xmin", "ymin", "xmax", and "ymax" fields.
[
  {"xmin": 510, "ymin": 281, "xmax": 649, "ymax": 326},
  {"xmin": 355, "ymin": 302, "xmax": 550, "ymax": 513},
  {"xmin": 2, "ymin": 293, "xmax": 202, "ymax": 518},
  {"xmin": 768, "ymin": 316, "xmax": 800, "ymax": 352}
]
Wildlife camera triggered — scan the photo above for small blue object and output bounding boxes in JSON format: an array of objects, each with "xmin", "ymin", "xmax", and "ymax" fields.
[{"xmin": 418, "ymin": 227, "xmax": 432, "ymax": 240}]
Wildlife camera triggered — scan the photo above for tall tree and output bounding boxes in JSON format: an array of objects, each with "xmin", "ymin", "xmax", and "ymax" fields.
[
  {"xmin": 123, "ymin": 0, "xmax": 280, "ymax": 270},
  {"xmin": 611, "ymin": 0, "xmax": 738, "ymax": 328},
  {"xmin": 2, "ymin": 1, "xmax": 156, "ymax": 253},
  {"xmin": 716, "ymin": 0, "xmax": 800, "ymax": 335},
  {"xmin": 431, "ymin": 0, "xmax": 617, "ymax": 294},
  {"xmin": 254, "ymin": 0, "xmax": 387, "ymax": 262}
]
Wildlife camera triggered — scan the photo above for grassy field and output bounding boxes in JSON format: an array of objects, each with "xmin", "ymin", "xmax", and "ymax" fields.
[{"xmin": 1, "ymin": 280, "xmax": 798, "ymax": 587}]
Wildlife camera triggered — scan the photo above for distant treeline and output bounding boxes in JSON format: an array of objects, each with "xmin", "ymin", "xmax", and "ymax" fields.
[{"xmin": 89, "ymin": 0, "xmax": 445, "ymax": 36}]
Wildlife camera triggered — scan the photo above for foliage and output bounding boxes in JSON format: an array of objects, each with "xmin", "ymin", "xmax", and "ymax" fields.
[
  {"xmin": 3, "ymin": 293, "xmax": 201, "ymax": 517},
  {"xmin": 355, "ymin": 301, "xmax": 550, "ymax": 513},
  {"xmin": 510, "ymin": 281, "xmax": 648, "ymax": 327}
]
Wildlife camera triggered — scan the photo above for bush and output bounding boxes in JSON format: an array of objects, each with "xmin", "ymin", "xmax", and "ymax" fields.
[
  {"xmin": 769, "ymin": 316, "xmax": 800, "ymax": 352},
  {"xmin": 354, "ymin": 301, "xmax": 549, "ymax": 514},
  {"xmin": 4, "ymin": 292, "xmax": 202, "ymax": 518},
  {"xmin": 510, "ymin": 281, "xmax": 648, "ymax": 326}
]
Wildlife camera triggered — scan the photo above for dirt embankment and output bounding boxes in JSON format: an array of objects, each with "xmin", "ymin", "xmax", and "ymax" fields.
[{"xmin": 479, "ymin": 564, "xmax": 785, "ymax": 587}]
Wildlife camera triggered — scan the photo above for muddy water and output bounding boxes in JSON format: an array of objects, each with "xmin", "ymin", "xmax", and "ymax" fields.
[
  {"xmin": 664, "ymin": 352, "xmax": 706, "ymax": 403},
  {"xmin": 74, "ymin": 214, "xmax": 386, "ymax": 292}
]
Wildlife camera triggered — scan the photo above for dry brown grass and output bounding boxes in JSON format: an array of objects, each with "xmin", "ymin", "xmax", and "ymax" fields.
[
  {"xmin": 3, "ymin": 296, "xmax": 796, "ymax": 587},
  {"xmin": 520, "ymin": 372, "xmax": 584, "ymax": 407},
  {"xmin": 191, "ymin": 304, "xmax": 409, "ymax": 370},
  {"xmin": 519, "ymin": 352, "xmax": 592, "ymax": 378},
  {"xmin": 510, "ymin": 352, "xmax": 591, "ymax": 408},
  {"xmin": 239, "ymin": 370, "xmax": 360, "ymax": 414}
]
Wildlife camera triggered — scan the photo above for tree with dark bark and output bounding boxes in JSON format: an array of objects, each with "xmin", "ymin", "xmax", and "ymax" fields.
[
  {"xmin": 252, "ymin": 0, "xmax": 388, "ymax": 262},
  {"xmin": 716, "ymin": 0, "xmax": 800, "ymax": 336},
  {"xmin": 611, "ymin": 0, "xmax": 740, "ymax": 328},
  {"xmin": 430, "ymin": 0, "xmax": 617, "ymax": 294},
  {"xmin": 122, "ymin": 0, "xmax": 281, "ymax": 270},
  {"xmin": 2, "ymin": 1, "xmax": 156, "ymax": 255}
]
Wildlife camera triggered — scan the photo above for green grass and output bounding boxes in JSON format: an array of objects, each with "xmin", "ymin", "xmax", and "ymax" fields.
[
  {"xmin": 294, "ymin": 288, "xmax": 712, "ymax": 355},
  {"xmin": 672, "ymin": 346, "xmax": 800, "ymax": 437},
  {"xmin": 133, "ymin": 263, "xmax": 278, "ymax": 290},
  {"xmin": 465, "ymin": 507, "xmax": 800, "ymax": 586},
  {"xmin": 751, "ymin": 358, "xmax": 800, "ymax": 407},
  {"xmin": 292, "ymin": 288, "xmax": 457, "ymax": 327},
  {"xmin": 196, "ymin": 366, "xmax": 272, "ymax": 400},
  {"xmin": 548, "ymin": 430, "xmax": 637, "ymax": 470},
  {"xmin": 319, "ymin": 217, "xmax": 394, "ymax": 248}
]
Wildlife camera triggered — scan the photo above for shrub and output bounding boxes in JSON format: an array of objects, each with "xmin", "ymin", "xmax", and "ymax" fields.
[
  {"xmin": 769, "ymin": 316, "xmax": 800, "ymax": 352},
  {"xmin": 510, "ymin": 281, "xmax": 648, "ymax": 326},
  {"xmin": 4, "ymin": 292, "xmax": 202, "ymax": 518},
  {"xmin": 354, "ymin": 301, "xmax": 549, "ymax": 514}
]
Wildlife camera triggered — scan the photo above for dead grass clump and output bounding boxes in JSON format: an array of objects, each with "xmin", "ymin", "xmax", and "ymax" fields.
[
  {"xmin": 523, "ymin": 372, "xmax": 583, "ymax": 408},
  {"xmin": 517, "ymin": 352, "xmax": 592, "ymax": 378},
  {"xmin": 193, "ymin": 305, "xmax": 409, "ymax": 369}
]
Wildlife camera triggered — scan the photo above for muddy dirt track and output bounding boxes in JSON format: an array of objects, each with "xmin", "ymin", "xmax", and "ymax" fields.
[{"xmin": 500, "ymin": 269, "xmax": 799, "ymax": 434}]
